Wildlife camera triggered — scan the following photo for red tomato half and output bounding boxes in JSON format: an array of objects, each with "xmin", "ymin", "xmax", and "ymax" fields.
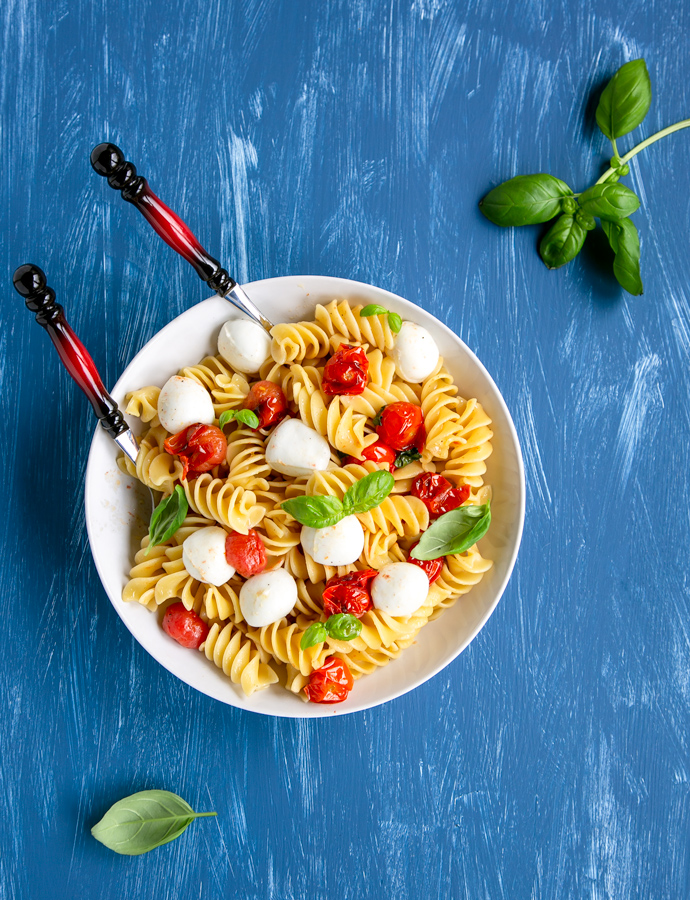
[
  {"xmin": 342, "ymin": 441, "xmax": 397, "ymax": 472},
  {"xmin": 225, "ymin": 529, "xmax": 267, "ymax": 578},
  {"xmin": 304, "ymin": 656, "xmax": 354, "ymax": 703},
  {"xmin": 243, "ymin": 380, "xmax": 288, "ymax": 429},
  {"xmin": 322, "ymin": 569, "xmax": 377, "ymax": 617},
  {"xmin": 375, "ymin": 402, "xmax": 424, "ymax": 451},
  {"xmin": 164, "ymin": 424, "xmax": 227, "ymax": 481},
  {"xmin": 408, "ymin": 542, "xmax": 444, "ymax": 583},
  {"xmin": 411, "ymin": 473, "xmax": 470, "ymax": 517},
  {"xmin": 321, "ymin": 344, "xmax": 369, "ymax": 395},
  {"xmin": 162, "ymin": 602, "xmax": 209, "ymax": 649}
]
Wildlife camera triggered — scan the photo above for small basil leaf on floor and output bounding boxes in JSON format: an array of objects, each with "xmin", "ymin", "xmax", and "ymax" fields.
[
  {"xmin": 539, "ymin": 215, "xmax": 587, "ymax": 269},
  {"xmin": 479, "ymin": 174, "xmax": 573, "ymax": 226}
]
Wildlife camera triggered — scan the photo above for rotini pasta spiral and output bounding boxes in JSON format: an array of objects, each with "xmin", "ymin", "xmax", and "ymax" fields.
[
  {"xmin": 270, "ymin": 321, "xmax": 331, "ymax": 364},
  {"xmin": 118, "ymin": 424, "xmax": 183, "ymax": 493},
  {"xmin": 420, "ymin": 359, "xmax": 468, "ymax": 460},
  {"xmin": 201, "ymin": 622, "xmax": 279, "ymax": 695},
  {"xmin": 246, "ymin": 619, "xmax": 331, "ymax": 676},
  {"xmin": 314, "ymin": 300, "xmax": 395, "ymax": 352},
  {"xmin": 182, "ymin": 474, "xmax": 265, "ymax": 534},
  {"xmin": 124, "ymin": 385, "xmax": 161, "ymax": 424},
  {"xmin": 440, "ymin": 398, "xmax": 494, "ymax": 488}
]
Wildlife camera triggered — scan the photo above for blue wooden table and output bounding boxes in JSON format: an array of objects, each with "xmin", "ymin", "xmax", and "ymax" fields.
[{"xmin": 3, "ymin": 1, "xmax": 690, "ymax": 897}]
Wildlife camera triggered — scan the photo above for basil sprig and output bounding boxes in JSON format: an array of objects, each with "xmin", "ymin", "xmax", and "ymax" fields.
[
  {"xmin": 394, "ymin": 447, "xmax": 422, "ymax": 468},
  {"xmin": 282, "ymin": 470, "xmax": 394, "ymax": 528},
  {"xmin": 410, "ymin": 503, "xmax": 491, "ymax": 561},
  {"xmin": 359, "ymin": 304, "xmax": 403, "ymax": 334},
  {"xmin": 219, "ymin": 408, "xmax": 260, "ymax": 429},
  {"xmin": 147, "ymin": 485, "xmax": 188, "ymax": 554},
  {"xmin": 300, "ymin": 613, "xmax": 363, "ymax": 650},
  {"xmin": 91, "ymin": 790, "xmax": 216, "ymax": 856},
  {"xmin": 480, "ymin": 56, "xmax": 690, "ymax": 295}
]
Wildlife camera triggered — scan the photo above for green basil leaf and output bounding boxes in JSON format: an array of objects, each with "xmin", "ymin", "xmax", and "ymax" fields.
[
  {"xmin": 300, "ymin": 622, "xmax": 329, "ymax": 650},
  {"xmin": 578, "ymin": 183, "xmax": 640, "ymax": 220},
  {"xmin": 219, "ymin": 408, "xmax": 260, "ymax": 429},
  {"xmin": 359, "ymin": 304, "xmax": 389, "ymax": 317},
  {"xmin": 371, "ymin": 407, "xmax": 385, "ymax": 428},
  {"xmin": 539, "ymin": 215, "xmax": 587, "ymax": 269},
  {"xmin": 394, "ymin": 447, "xmax": 422, "ymax": 468},
  {"xmin": 281, "ymin": 495, "xmax": 345, "ymax": 528},
  {"xmin": 411, "ymin": 504, "xmax": 491, "ymax": 560},
  {"xmin": 388, "ymin": 312, "xmax": 403, "ymax": 333},
  {"xmin": 342, "ymin": 470, "xmax": 395, "ymax": 515},
  {"xmin": 602, "ymin": 219, "xmax": 644, "ymax": 295},
  {"xmin": 596, "ymin": 59, "xmax": 652, "ymax": 140},
  {"xmin": 91, "ymin": 790, "xmax": 216, "ymax": 856},
  {"xmin": 325, "ymin": 613, "xmax": 362, "ymax": 642},
  {"xmin": 479, "ymin": 174, "xmax": 573, "ymax": 227},
  {"xmin": 147, "ymin": 486, "xmax": 188, "ymax": 554}
]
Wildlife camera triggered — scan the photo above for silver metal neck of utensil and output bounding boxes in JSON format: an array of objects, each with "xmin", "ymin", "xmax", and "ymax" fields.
[
  {"xmin": 113, "ymin": 428, "xmax": 141, "ymax": 466},
  {"xmin": 223, "ymin": 284, "xmax": 273, "ymax": 332}
]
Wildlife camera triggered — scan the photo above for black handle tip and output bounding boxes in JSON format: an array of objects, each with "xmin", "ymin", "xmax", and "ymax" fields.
[
  {"xmin": 91, "ymin": 142, "xmax": 125, "ymax": 177},
  {"xmin": 13, "ymin": 264, "xmax": 46, "ymax": 297}
]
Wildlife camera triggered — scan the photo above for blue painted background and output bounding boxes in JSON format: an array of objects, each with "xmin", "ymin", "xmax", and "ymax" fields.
[{"xmin": 3, "ymin": 1, "xmax": 690, "ymax": 897}]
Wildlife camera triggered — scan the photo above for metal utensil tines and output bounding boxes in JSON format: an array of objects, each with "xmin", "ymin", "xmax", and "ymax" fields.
[
  {"xmin": 12, "ymin": 264, "xmax": 154, "ymax": 513},
  {"xmin": 90, "ymin": 142, "xmax": 273, "ymax": 332}
]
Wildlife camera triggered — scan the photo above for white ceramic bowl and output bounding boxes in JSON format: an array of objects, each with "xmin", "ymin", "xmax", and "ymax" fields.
[{"xmin": 85, "ymin": 276, "xmax": 525, "ymax": 717}]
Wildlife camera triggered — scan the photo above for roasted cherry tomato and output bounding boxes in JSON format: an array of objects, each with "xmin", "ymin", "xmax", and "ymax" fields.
[
  {"xmin": 321, "ymin": 344, "xmax": 369, "ymax": 395},
  {"xmin": 304, "ymin": 656, "xmax": 354, "ymax": 703},
  {"xmin": 411, "ymin": 473, "xmax": 470, "ymax": 517},
  {"xmin": 342, "ymin": 440, "xmax": 397, "ymax": 472},
  {"xmin": 164, "ymin": 424, "xmax": 227, "ymax": 481},
  {"xmin": 225, "ymin": 529, "xmax": 267, "ymax": 578},
  {"xmin": 162, "ymin": 602, "xmax": 209, "ymax": 649},
  {"xmin": 408, "ymin": 542, "xmax": 444, "ymax": 583},
  {"xmin": 242, "ymin": 380, "xmax": 288, "ymax": 429},
  {"xmin": 375, "ymin": 402, "xmax": 424, "ymax": 451},
  {"xmin": 322, "ymin": 569, "xmax": 377, "ymax": 617}
]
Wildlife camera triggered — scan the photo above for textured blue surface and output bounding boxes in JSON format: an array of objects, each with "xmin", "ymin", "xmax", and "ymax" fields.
[{"xmin": 3, "ymin": 1, "xmax": 690, "ymax": 897}]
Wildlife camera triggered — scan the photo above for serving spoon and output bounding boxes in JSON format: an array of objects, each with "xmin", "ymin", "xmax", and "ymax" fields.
[
  {"xmin": 12, "ymin": 264, "xmax": 153, "ymax": 510},
  {"xmin": 90, "ymin": 142, "xmax": 273, "ymax": 331}
]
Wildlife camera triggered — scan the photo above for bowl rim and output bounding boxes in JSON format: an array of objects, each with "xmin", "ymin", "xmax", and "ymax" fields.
[{"xmin": 84, "ymin": 274, "xmax": 525, "ymax": 717}]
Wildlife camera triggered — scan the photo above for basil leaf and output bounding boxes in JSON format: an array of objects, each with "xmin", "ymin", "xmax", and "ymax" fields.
[
  {"xmin": 388, "ymin": 312, "xmax": 402, "ymax": 333},
  {"xmin": 219, "ymin": 408, "xmax": 260, "ymax": 429},
  {"xmin": 539, "ymin": 215, "xmax": 587, "ymax": 269},
  {"xmin": 300, "ymin": 622, "xmax": 329, "ymax": 650},
  {"xmin": 372, "ymin": 407, "xmax": 385, "ymax": 428},
  {"xmin": 602, "ymin": 219, "xmax": 644, "ymax": 295},
  {"xmin": 325, "ymin": 613, "xmax": 362, "ymax": 642},
  {"xmin": 411, "ymin": 504, "xmax": 491, "ymax": 560},
  {"xmin": 281, "ymin": 495, "xmax": 345, "ymax": 528},
  {"xmin": 596, "ymin": 59, "xmax": 652, "ymax": 140},
  {"xmin": 342, "ymin": 470, "xmax": 395, "ymax": 515},
  {"xmin": 578, "ymin": 183, "xmax": 640, "ymax": 220},
  {"xmin": 147, "ymin": 486, "xmax": 188, "ymax": 554},
  {"xmin": 394, "ymin": 447, "xmax": 421, "ymax": 468},
  {"xmin": 479, "ymin": 174, "xmax": 573, "ymax": 227},
  {"xmin": 360, "ymin": 305, "xmax": 403, "ymax": 334},
  {"xmin": 360, "ymin": 304, "xmax": 389, "ymax": 317},
  {"xmin": 91, "ymin": 790, "xmax": 216, "ymax": 856}
]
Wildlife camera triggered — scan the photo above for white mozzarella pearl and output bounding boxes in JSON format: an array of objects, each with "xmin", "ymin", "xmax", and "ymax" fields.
[
  {"xmin": 390, "ymin": 322, "xmax": 440, "ymax": 383},
  {"xmin": 239, "ymin": 568, "xmax": 298, "ymax": 627},
  {"xmin": 182, "ymin": 527, "xmax": 235, "ymax": 586},
  {"xmin": 300, "ymin": 515, "xmax": 365, "ymax": 566},
  {"xmin": 265, "ymin": 418, "xmax": 331, "ymax": 477},
  {"xmin": 371, "ymin": 562, "xmax": 429, "ymax": 616},
  {"xmin": 158, "ymin": 375, "xmax": 215, "ymax": 434},
  {"xmin": 217, "ymin": 318, "xmax": 272, "ymax": 374}
]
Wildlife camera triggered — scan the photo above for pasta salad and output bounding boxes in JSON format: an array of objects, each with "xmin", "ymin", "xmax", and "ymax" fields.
[{"xmin": 119, "ymin": 300, "xmax": 494, "ymax": 703}]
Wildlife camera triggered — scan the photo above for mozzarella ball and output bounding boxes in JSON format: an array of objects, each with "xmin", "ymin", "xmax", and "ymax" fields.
[
  {"xmin": 300, "ymin": 515, "xmax": 365, "ymax": 566},
  {"xmin": 371, "ymin": 562, "xmax": 429, "ymax": 616},
  {"xmin": 265, "ymin": 418, "xmax": 331, "ymax": 477},
  {"xmin": 158, "ymin": 375, "xmax": 215, "ymax": 434},
  {"xmin": 217, "ymin": 318, "xmax": 272, "ymax": 374},
  {"xmin": 239, "ymin": 568, "xmax": 298, "ymax": 627},
  {"xmin": 182, "ymin": 527, "xmax": 235, "ymax": 586},
  {"xmin": 390, "ymin": 322, "xmax": 440, "ymax": 383}
]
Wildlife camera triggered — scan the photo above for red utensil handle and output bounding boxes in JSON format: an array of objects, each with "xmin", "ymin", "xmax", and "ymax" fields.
[
  {"xmin": 12, "ymin": 265, "xmax": 128, "ymax": 439},
  {"xmin": 90, "ymin": 143, "xmax": 236, "ymax": 296}
]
